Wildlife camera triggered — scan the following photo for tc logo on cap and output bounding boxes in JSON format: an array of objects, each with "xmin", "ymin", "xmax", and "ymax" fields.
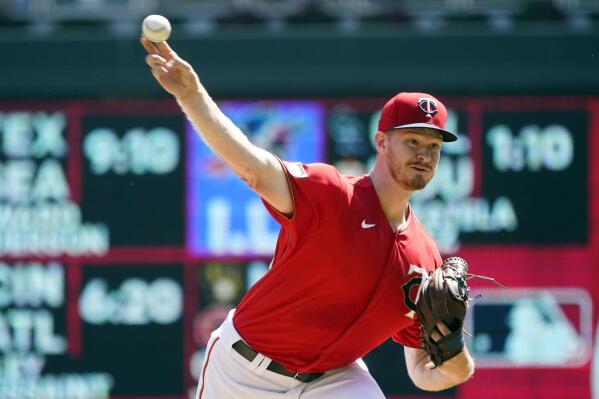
[{"xmin": 418, "ymin": 98, "xmax": 438, "ymax": 118}]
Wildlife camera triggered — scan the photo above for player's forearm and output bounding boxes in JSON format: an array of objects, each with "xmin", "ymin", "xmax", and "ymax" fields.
[
  {"xmin": 410, "ymin": 349, "xmax": 474, "ymax": 391},
  {"xmin": 176, "ymin": 88, "xmax": 273, "ymax": 185},
  {"xmin": 436, "ymin": 348, "xmax": 475, "ymax": 385}
]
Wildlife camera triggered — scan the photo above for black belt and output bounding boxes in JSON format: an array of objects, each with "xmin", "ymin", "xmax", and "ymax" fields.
[{"xmin": 232, "ymin": 340, "xmax": 324, "ymax": 383}]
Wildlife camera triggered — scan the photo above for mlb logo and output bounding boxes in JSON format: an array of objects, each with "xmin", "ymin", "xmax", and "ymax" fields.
[{"xmin": 465, "ymin": 288, "xmax": 592, "ymax": 368}]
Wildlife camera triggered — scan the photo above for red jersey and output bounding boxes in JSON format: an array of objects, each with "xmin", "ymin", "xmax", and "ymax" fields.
[{"xmin": 233, "ymin": 160, "xmax": 442, "ymax": 373}]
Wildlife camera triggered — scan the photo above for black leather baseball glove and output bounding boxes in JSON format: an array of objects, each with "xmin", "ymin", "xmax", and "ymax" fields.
[{"xmin": 416, "ymin": 257, "xmax": 470, "ymax": 367}]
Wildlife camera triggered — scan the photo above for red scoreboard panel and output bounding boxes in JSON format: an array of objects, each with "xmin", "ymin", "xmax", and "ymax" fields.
[{"xmin": 0, "ymin": 97, "xmax": 595, "ymax": 399}]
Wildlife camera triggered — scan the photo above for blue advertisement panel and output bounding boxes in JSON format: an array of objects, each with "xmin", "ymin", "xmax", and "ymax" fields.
[{"xmin": 186, "ymin": 101, "xmax": 325, "ymax": 257}]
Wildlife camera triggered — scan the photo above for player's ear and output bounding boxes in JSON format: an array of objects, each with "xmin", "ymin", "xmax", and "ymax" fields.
[{"xmin": 373, "ymin": 130, "xmax": 388, "ymax": 154}]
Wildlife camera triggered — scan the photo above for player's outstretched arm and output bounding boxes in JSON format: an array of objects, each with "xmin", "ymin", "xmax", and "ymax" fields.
[
  {"xmin": 140, "ymin": 37, "xmax": 293, "ymax": 215},
  {"xmin": 404, "ymin": 345, "xmax": 475, "ymax": 391}
]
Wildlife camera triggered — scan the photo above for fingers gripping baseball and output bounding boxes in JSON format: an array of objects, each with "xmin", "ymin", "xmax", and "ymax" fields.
[
  {"xmin": 140, "ymin": 37, "xmax": 199, "ymax": 100},
  {"xmin": 146, "ymin": 54, "xmax": 167, "ymax": 73}
]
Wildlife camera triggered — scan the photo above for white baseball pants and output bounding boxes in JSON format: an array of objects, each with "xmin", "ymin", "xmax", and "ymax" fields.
[{"xmin": 194, "ymin": 310, "xmax": 386, "ymax": 399}]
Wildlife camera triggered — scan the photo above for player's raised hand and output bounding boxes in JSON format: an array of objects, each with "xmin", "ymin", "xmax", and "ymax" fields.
[{"xmin": 141, "ymin": 37, "xmax": 200, "ymax": 101}]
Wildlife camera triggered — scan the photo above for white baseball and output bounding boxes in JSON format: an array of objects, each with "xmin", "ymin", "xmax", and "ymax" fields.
[{"xmin": 142, "ymin": 15, "xmax": 171, "ymax": 42}]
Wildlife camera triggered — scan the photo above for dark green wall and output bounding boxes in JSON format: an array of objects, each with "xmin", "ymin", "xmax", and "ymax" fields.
[{"xmin": 2, "ymin": 26, "xmax": 598, "ymax": 98}]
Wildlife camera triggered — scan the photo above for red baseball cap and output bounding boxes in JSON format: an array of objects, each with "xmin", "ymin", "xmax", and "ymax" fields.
[{"xmin": 378, "ymin": 92, "xmax": 457, "ymax": 142}]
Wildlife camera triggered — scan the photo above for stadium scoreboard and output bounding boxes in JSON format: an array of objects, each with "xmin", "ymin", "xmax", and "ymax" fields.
[{"xmin": 0, "ymin": 97, "xmax": 595, "ymax": 399}]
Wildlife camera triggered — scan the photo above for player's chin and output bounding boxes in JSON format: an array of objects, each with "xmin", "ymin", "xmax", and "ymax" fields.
[{"xmin": 403, "ymin": 175, "xmax": 430, "ymax": 191}]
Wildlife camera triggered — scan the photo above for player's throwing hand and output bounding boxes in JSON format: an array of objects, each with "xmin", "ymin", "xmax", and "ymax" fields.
[{"xmin": 140, "ymin": 37, "xmax": 200, "ymax": 101}]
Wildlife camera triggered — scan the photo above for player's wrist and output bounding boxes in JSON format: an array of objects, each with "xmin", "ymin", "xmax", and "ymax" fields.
[
  {"xmin": 175, "ymin": 88, "xmax": 203, "ymax": 104},
  {"xmin": 436, "ymin": 349, "xmax": 474, "ymax": 383}
]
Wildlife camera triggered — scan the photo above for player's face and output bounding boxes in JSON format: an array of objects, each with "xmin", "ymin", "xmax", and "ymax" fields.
[{"xmin": 384, "ymin": 128, "xmax": 442, "ymax": 191}]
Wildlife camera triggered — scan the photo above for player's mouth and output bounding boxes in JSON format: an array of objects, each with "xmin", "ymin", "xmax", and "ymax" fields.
[{"xmin": 409, "ymin": 164, "xmax": 431, "ymax": 173}]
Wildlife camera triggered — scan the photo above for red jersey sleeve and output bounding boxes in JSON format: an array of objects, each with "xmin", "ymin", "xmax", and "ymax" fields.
[
  {"xmin": 262, "ymin": 158, "xmax": 343, "ymax": 234},
  {"xmin": 391, "ymin": 320, "xmax": 421, "ymax": 349}
]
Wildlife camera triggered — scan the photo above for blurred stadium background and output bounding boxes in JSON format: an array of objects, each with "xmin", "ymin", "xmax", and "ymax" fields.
[{"xmin": 0, "ymin": 0, "xmax": 598, "ymax": 398}]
